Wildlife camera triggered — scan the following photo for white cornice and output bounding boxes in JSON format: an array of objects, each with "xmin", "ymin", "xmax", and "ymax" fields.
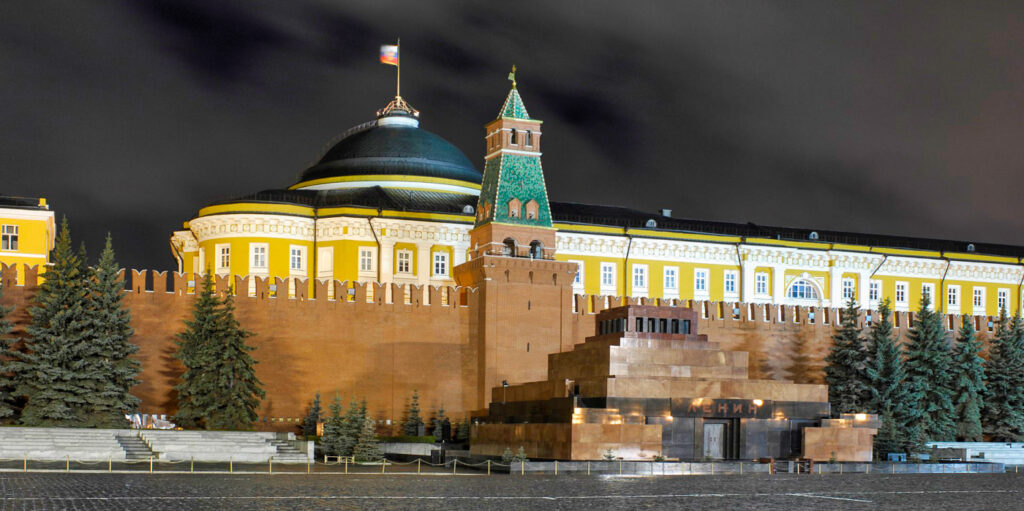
[{"xmin": 189, "ymin": 214, "xmax": 316, "ymax": 242}]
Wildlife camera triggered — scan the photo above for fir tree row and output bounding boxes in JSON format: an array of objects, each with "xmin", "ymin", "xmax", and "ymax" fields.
[
  {"xmin": 0, "ymin": 218, "xmax": 140, "ymax": 427},
  {"xmin": 826, "ymin": 293, "xmax": 1024, "ymax": 456}
]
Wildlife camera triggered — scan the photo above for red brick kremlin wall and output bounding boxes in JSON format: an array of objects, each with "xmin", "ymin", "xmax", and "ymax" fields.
[{"xmin": 0, "ymin": 264, "xmax": 994, "ymax": 431}]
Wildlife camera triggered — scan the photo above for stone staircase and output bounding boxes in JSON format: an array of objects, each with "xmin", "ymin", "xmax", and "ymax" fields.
[
  {"xmin": 267, "ymin": 438, "xmax": 308, "ymax": 463},
  {"xmin": 116, "ymin": 434, "xmax": 154, "ymax": 460}
]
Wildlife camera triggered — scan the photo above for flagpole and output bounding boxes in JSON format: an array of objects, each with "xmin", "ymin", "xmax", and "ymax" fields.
[{"xmin": 396, "ymin": 38, "xmax": 401, "ymax": 98}]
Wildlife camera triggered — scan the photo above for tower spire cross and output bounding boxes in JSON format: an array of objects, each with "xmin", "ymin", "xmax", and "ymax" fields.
[{"xmin": 508, "ymin": 64, "xmax": 517, "ymax": 88}]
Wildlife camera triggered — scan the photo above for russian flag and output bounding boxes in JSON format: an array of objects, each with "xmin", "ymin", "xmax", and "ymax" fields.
[{"xmin": 380, "ymin": 45, "xmax": 399, "ymax": 66}]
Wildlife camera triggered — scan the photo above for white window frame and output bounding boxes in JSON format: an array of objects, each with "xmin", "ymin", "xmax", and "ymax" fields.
[
  {"xmin": 249, "ymin": 243, "xmax": 268, "ymax": 272},
  {"xmin": 663, "ymin": 266, "xmax": 679, "ymax": 299},
  {"xmin": 786, "ymin": 279, "xmax": 821, "ymax": 302},
  {"xmin": 947, "ymin": 285, "xmax": 961, "ymax": 313},
  {"xmin": 693, "ymin": 268, "xmax": 709, "ymax": 299},
  {"xmin": 841, "ymin": 277, "xmax": 856, "ymax": 301},
  {"xmin": 358, "ymin": 247, "xmax": 376, "ymax": 275},
  {"xmin": 289, "ymin": 245, "xmax": 306, "ymax": 276},
  {"xmin": 317, "ymin": 247, "xmax": 334, "ymax": 279},
  {"xmin": 600, "ymin": 262, "xmax": 617, "ymax": 295},
  {"xmin": 569, "ymin": 260, "xmax": 584, "ymax": 291},
  {"xmin": 215, "ymin": 243, "xmax": 230, "ymax": 275},
  {"xmin": 921, "ymin": 283, "xmax": 935, "ymax": 310},
  {"xmin": 631, "ymin": 264, "xmax": 648, "ymax": 297},
  {"xmin": 894, "ymin": 281, "xmax": 908, "ymax": 310},
  {"xmin": 723, "ymin": 270, "xmax": 739, "ymax": 300},
  {"xmin": 0, "ymin": 225, "xmax": 18, "ymax": 251},
  {"xmin": 396, "ymin": 249, "xmax": 413, "ymax": 275},
  {"xmin": 432, "ymin": 251, "xmax": 449, "ymax": 278},
  {"xmin": 869, "ymin": 280, "xmax": 881, "ymax": 305},
  {"xmin": 754, "ymin": 272, "xmax": 769, "ymax": 297},
  {"xmin": 998, "ymin": 288, "xmax": 1010, "ymax": 313},
  {"xmin": 972, "ymin": 287, "xmax": 986, "ymax": 316}
]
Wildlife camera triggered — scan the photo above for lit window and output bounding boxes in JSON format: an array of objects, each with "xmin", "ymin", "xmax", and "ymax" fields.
[
  {"xmin": 510, "ymin": 128, "xmax": 518, "ymax": 145},
  {"xmin": 569, "ymin": 261, "xmax": 584, "ymax": 286},
  {"xmin": 694, "ymin": 269, "xmax": 708, "ymax": 294},
  {"xmin": 842, "ymin": 278, "xmax": 855, "ymax": 300},
  {"xmin": 755, "ymin": 273, "xmax": 769, "ymax": 295},
  {"xmin": 250, "ymin": 244, "xmax": 268, "ymax": 270},
  {"xmin": 869, "ymin": 280, "xmax": 881, "ymax": 302},
  {"xmin": 433, "ymin": 252, "xmax": 448, "ymax": 277},
  {"xmin": 998, "ymin": 289, "xmax": 1009, "ymax": 312},
  {"xmin": 397, "ymin": 250, "xmax": 412, "ymax": 274},
  {"xmin": 787, "ymin": 279, "xmax": 819, "ymax": 300},
  {"xmin": 525, "ymin": 130, "xmax": 533, "ymax": 146},
  {"xmin": 947, "ymin": 285, "xmax": 960, "ymax": 307},
  {"xmin": 894, "ymin": 282, "xmax": 908, "ymax": 305},
  {"xmin": 0, "ymin": 225, "xmax": 18, "ymax": 251},
  {"xmin": 723, "ymin": 271, "xmax": 738, "ymax": 295},
  {"xmin": 973, "ymin": 288, "xmax": 984, "ymax": 307},
  {"xmin": 664, "ymin": 267, "xmax": 678, "ymax": 290},
  {"xmin": 359, "ymin": 248, "xmax": 374, "ymax": 273},
  {"xmin": 632, "ymin": 264, "xmax": 647, "ymax": 290},
  {"xmin": 290, "ymin": 247, "xmax": 303, "ymax": 271},
  {"xmin": 921, "ymin": 283, "xmax": 935, "ymax": 310}
]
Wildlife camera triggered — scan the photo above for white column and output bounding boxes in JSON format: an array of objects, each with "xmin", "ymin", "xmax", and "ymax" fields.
[
  {"xmin": 829, "ymin": 266, "xmax": 843, "ymax": 307},
  {"xmin": 453, "ymin": 243, "xmax": 469, "ymax": 267},
  {"xmin": 741, "ymin": 261, "xmax": 756, "ymax": 303},
  {"xmin": 858, "ymin": 270, "xmax": 872, "ymax": 309},
  {"xmin": 772, "ymin": 265, "xmax": 786, "ymax": 304},
  {"xmin": 417, "ymin": 245, "xmax": 431, "ymax": 287},
  {"xmin": 379, "ymin": 240, "xmax": 395, "ymax": 301}
]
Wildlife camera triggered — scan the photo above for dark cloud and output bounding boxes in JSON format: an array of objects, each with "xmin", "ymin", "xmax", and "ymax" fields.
[{"xmin": 1, "ymin": 1, "xmax": 1022, "ymax": 271}]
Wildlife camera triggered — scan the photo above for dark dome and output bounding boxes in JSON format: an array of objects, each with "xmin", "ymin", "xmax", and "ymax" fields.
[{"xmin": 296, "ymin": 119, "xmax": 480, "ymax": 187}]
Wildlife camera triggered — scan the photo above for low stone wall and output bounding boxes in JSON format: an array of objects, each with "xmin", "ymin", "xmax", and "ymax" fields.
[
  {"xmin": 502, "ymin": 460, "xmax": 1004, "ymax": 475},
  {"xmin": 380, "ymin": 443, "xmax": 435, "ymax": 456}
]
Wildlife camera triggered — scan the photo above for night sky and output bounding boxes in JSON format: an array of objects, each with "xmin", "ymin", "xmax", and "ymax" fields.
[{"xmin": 2, "ymin": 1, "xmax": 1022, "ymax": 271}]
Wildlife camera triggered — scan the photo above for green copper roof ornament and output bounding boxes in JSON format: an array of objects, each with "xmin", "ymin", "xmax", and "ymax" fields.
[{"xmin": 499, "ymin": 65, "xmax": 531, "ymax": 120}]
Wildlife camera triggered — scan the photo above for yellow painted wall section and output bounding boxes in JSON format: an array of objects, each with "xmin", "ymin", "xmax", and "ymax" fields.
[
  {"xmin": 0, "ymin": 212, "xmax": 54, "ymax": 284},
  {"xmin": 393, "ymin": 242, "xmax": 419, "ymax": 276}
]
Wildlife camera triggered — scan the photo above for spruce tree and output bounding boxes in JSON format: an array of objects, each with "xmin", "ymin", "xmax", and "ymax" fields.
[
  {"xmin": 173, "ymin": 272, "xmax": 222, "ymax": 428},
  {"xmin": 80, "ymin": 234, "xmax": 140, "ymax": 428},
  {"xmin": 950, "ymin": 316, "xmax": 985, "ymax": 441},
  {"xmin": 903, "ymin": 292, "xmax": 956, "ymax": 442},
  {"xmin": 403, "ymin": 389, "xmax": 423, "ymax": 436},
  {"xmin": 320, "ymin": 395, "xmax": 345, "ymax": 456},
  {"xmin": 353, "ymin": 417, "xmax": 383, "ymax": 462},
  {"xmin": 338, "ymin": 399, "xmax": 362, "ymax": 457},
  {"xmin": 456, "ymin": 418, "xmax": 471, "ymax": 443},
  {"xmin": 864, "ymin": 299, "xmax": 919, "ymax": 454},
  {"xmin": 303, "ymin": 391, "xmax": 322, "ymax": 437},
  {"xmin": 18, "ymin": 218, "xmax": 91, "ymax": 426},
  {"xmin": 784, "ymin": 330, "xmax": 816, "ymax": 384},
  {"xmin": 0, "ymin": 282, "xmax": 17, "ymax": 420},
  {"xmin": 982, "ymin": 309, "xmax": 1024, "ymax": 441},
  {"xmin": 433, "ymin": 405, "xmax": 447, "ymax": 443},
  {"xmin": 204, "ymin": 293, "xmax": 264, "ymax": 430},
  {"xmin": 825, "ymin": 297, "xmax": 869, "ymax": 415}
]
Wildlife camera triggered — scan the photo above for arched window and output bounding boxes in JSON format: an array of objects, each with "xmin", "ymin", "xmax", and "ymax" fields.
[
  {"xmin": 508, "ymin": 198, "xmax": 521, "ymax": 218},
  {"xmin": 786, "ymin": 279, "xmax": 820, "ymax": 300},
  {"xmin": 524, "ymin": 199, "xmax": 539, "ymax": 220},
  {"xmin": 510, "ymin": 129, "xmax": 518, "ymax": 145},
  {"xmin": 503, "ymin": 238, "xmax": 517, "ymax": 257},
  {"xmin": 525, "ymin": 130, "xmax": 533, "ymax": 146},
  {"xmin": 529, "ymin": 240, "xmax": 543, "ymax": 259}
]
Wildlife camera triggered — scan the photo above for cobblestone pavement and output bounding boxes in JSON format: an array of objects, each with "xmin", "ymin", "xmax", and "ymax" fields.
[{"xmin": 1, "ymin": 471, "xmax": 1023, "ymax": 510}]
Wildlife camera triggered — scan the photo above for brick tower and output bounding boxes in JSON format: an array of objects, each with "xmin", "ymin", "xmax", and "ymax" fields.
[{"xmin": 454, "ymin": 69, "xmax": 579, "ymax": 413}]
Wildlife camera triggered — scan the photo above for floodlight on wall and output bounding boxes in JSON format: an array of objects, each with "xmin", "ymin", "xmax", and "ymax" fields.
[
  {"xmin": 645, "ymin": 219, "xmax": 657, "ymax": 228},
  {"xmin": 808, "ymin": 231, "xmax": 820, "ymax": 240},
  {"xmin": 967, "ymin": 243, "xmax": 976, "ymax": 252}
]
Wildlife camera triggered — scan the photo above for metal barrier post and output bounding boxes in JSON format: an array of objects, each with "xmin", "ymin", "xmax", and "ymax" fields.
[
  {"xmin": 66, "ymin": 455, "xmax": 70, "ymax": 472},
  {"xmin": 587, "ymin": 461, "xmax": 591, "ymax": 475},
  {"xmin": 191, "ymin": 457, "xmax": 194, "ymax": 474},
  {"xmin": 382, "ymin": 459, "xmax": 386, "ymax": 474},
  {"xmin": 619, "ymin": 460, "xmax": 622, "ymax": 475},
  {"xmin": 23, "ymin": 454, "xmax": 27, "ymax": 472},
  {"xmin": 344, "ymin": 458, "xmax": 348, "ymax": 474},
  {"xmin": 487, "ymin": 460, "xmax": 491, "ymax": 475},
  {"xmin": 307, "ymin": 459, "xmax": 310, "ymax": 474},
  {"xmin": 840, "ymin": 463, "xmax": 843, "ymax": 475},
  {"xmin": 711, "ymin": 462, "xmax": 714, "ymax": 475},
  {"xmin": 866, "ymin": 463, "xmax": 870, "ymax": 475},
  {"xmin": 521, "ymin": 460, "xmax": 525, "ymax": 475},
  {"xmin": 892, "ymin": 463, "xmax": 895, "ymax": 474},
  {"xmin": 149, "ymin": 456, "xmax": 153, "ymax": 474},
  {"xmin": 108, "ymin": 456, "xmax": 112, "ymax": 473},
  {"xmin": 417, "ymin": 458, "xmax": 421, "ymax": 475},
  {"xmin": 230, "ymin": 457, "xmax": 233, "ymax": 474},
  {"xmin": 554, "ymin": 460, "xmax": 558, "ymax": 475},
  {"xmin": 740, "ymin": 462, "xmax": 743, "ymax": 475},
  {"xmin": 453, "ymin": 459, "xmax": 457, "ymax": 476},
  {"xmin": 269, "ymin": 457, "xmax": 273, "ymax": 475}
]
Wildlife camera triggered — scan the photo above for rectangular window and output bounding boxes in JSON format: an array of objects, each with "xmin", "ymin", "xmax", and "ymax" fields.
[
  {"xmin": 922, "ymin": 283, "xmax": 935, "ymax": 310},
  {"xmin": 569, "ymin": 260, "xmax": 584, "ymax": 287},
  {"xmin": 250, "ymin": 244, "xmax": 268, "ymax": 270},
  {"xmin": 396, "ymin": 250, "xmax": 412, "ymax": 274},
  {"xmin": 632, "ymin": 264, "xmax": 647, "ymax": 290},
  {"xmin": 973, "ymin": 287, "xmax": 985, "ymax": 315},
  {"xmin": 895, "ymin": 281, "xmax": 908, "ymax": 306},
  {"xmin": 215, "ymin": 244, "xmax": 230, "ymax": 273},
  {"xmin": 317, "ymin": 247, "xmax": 333, "ymax": 279},
  {"xmin": 998, "ymin": 288, "xmax": 1009, "ymax": 312},
  {"xmin": 842, "ymin": 278, "xmax": 855, "ymax": 301},
  {"xmin": 694, "ymin": 269, "xmax": 708, "ymax": 296},
  {"xmin": 723, "ymin": 270, "xmax": 738, "ymax": 296},
  {"xmin": 755, "ymin": 272, "xmax": 769, "ymax": 296},
  {"xmin": 664, "ymin": 267, "xmax": 678, "ymax": 291},
  {"xmin": 600, "ymin": 263, "xmax": 616, "ymax": 288},
  {"xmin": 1, "ymin": 225, "xmax": 18, "ymax": 251},
  {"xmin": 359, "ymin": 247, "xmax": 375, "ymax": 273},
  {"xmin": 289, "ymin": 246, "xmax": 305, "ymax": 273},
  {"xmin": 433, "ymin": 252, "xmax": 448, "ymax": 277},
  {"xmin": 947, "ymin": 285, "xmax": 960, "ymax": 307},
  {"xmin": 869, "ymin": 280, "xmax": 881, "ymax": 302}
]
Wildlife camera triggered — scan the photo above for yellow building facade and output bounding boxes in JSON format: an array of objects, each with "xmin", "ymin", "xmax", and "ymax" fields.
[
  {"xmin": 170, "ymin": 88, "xmax": 1024, "ymax": 318},
  {"xmin": 0, "ymin": 196, "xmax": 55, "ymax": 284}
]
